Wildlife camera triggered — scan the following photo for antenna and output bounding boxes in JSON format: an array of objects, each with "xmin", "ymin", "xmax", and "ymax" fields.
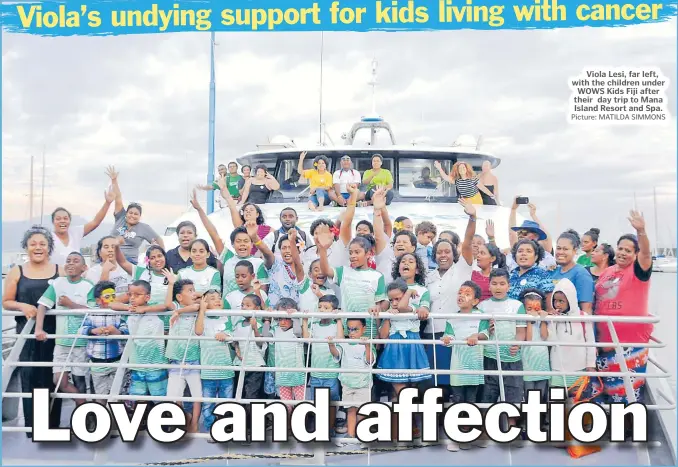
[
  {"xmin": 368, "ymin": 58, "xmax": 378, "ymax": 115},
  {"xmin": 653, "ymin": 187, "xmax": 659, "ymax": 251},
  {"xmin": 206, "ymin": 31, "xmax": 217, "ymax": 215},
  {"xmin": 29, "ymin": 155, "xmax": 34, "ymax": 225},
  {"xmin": 318, "ymin": 31, "xmax": 324, "ymax": 146},
  {"xmin": 40, "ymin": 147, "xmax": 46, "ymax": 226}
]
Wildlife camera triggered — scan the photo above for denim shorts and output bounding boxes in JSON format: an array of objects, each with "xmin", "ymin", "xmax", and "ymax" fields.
[
  {"xmin": 129, "ymin": 369, "xmax": 168, "ymax": 396},
  {"xmin": 309, "ymin": 376, "xmax": 341, "ymax": 401}
]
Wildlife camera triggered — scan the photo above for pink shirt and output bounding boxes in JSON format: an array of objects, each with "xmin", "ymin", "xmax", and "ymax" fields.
[
  {"xmin": 594, "ymin": 260, "xmax": 652, "ymax": 344},
  {"xmin": 471, "ymin": 271, "xmax": 492, "ymax": 302}
]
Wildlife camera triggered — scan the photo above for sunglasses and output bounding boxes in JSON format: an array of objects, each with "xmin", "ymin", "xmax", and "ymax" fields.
[{"xmin": 517, "ymin": 230, "xmax": 532, "ymax": 237}]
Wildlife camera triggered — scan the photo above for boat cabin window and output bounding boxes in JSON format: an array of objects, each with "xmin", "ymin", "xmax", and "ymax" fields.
[
  {"xmin": 349, "ymin": 156, "xmax": 394, "ymax": 174},
  {"xmin": 276, "ymin": 158, "xmax": 325, "ymax": 199},
  {"xmin": 164, "ymin": 227, "xmax": 177, "ymax": 236},
  {"xmin": 398, "ymin": 158, "xmax": 454, "ymax": 198}
]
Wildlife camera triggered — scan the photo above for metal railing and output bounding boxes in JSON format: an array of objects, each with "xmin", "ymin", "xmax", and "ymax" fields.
[{"xmin": 1, "ymin": 308, "xmax": 675, "ymax": 464}]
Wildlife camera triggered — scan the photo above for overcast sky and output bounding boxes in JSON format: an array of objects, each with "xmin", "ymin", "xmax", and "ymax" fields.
[{"xmin": 3, "ymin": 21, "xmax": 677, "ymax": 249}]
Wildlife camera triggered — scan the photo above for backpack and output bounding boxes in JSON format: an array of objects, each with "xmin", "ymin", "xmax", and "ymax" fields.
[{"xmin": 272, "ymin": 229, "xmax": 308, "ymax": 253}]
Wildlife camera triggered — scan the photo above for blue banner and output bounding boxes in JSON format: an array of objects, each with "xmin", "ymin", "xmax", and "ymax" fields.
[{"xmin": 1, "ymin": 0, "xmax": 676, "ymax": 36}]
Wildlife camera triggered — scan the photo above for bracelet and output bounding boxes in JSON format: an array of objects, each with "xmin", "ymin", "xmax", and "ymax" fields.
[
  {"xmin": 488, "ymin": 236, "xmax": 495, "ymax": 240},
  {"xmin": 348, "ymin": 203, "xmax": 356, "ymax": 207},
  {"xmin": 469, "ymin": 215, "xmax": 476, "ymax": 222},
  {"xmin": 254, "ymin": 240, "xmax": 263, "ymax": 246},
  {"xmin": 637, "ymin": 232, "xmax": 647, "ymax": 237}
]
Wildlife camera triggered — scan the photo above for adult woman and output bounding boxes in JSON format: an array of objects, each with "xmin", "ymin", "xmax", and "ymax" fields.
[
  {"xmin": 472, "ymin": 242, "xmax": 505, "ymax": 301},
  {"xmin": 238, "ymin": 165, "xmax": 251, "ymax": 194},
  {"xmin": 423, "ymin": 200, "xmax": 476, "ymax": 391},
  {"xmin": 362, "ymin": 154, "xmax": 394, "ymax": 205},
  {"xmin": 298, "ymin": 151, "xmax": 337, "ymax": 211},
  {"xmin": 108, "ymin": 167, "xmax": 164, "ymax": 264},
  {"xmin": 551, "ymin": 231, "xmax": 595, "ymax": 314},
  {"xmin": 219, "ymin": 187, "xmax": 272, "ymax": 256},
  {"xmin": 239, "ymin": 164, "xmax": 280, "ymax": 205},
  {"xmin": 587, "ymin": 243, "xmax": 615, "ymax": 283},
  {"xmin": 51, "ymin": 185, "xmax": 115, "ymax": 266},
  {"xmin": 507, "ymin": 239, "xmax": 554, "ymax": 301},
  {"xmin": 577, "ymin": 228, "xmax": 600, "ymax": 267},
  {"xmin": 2, "ymin": 226, "xmax": 62, "ymax": 434},
  {"xmin": 165, "ymin": 220, "xmax": 219, "ymax": 274},
  {"xmin": 594, "ymin": 210, "xmax": 652, "ymax": 404},
  {"xmin": 393, "ymin": 216, "xmax": 413, "ymax": 234},
  {"xmin": 434, "ymin": 161, "xmax": 495, "ymax": 205},
  {"xmin": 478, "ymin": 160, "xmax": 500, "ymax": 205}
]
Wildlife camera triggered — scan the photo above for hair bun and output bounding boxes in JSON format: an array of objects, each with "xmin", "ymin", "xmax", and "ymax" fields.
[{"xmin": 589, "ymin": 228, "xmax": 601, "ymax": 235}]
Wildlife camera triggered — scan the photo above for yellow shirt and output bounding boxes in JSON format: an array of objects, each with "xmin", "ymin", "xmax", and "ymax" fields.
[{"xmin": 303, "ymin": 169, "xmax": 333, "ymax": 189}]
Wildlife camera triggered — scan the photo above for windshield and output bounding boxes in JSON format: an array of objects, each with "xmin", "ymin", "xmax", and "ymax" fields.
[{"xmin": 398, "ymin": 158, "xmax": 454, "ymax": 198}]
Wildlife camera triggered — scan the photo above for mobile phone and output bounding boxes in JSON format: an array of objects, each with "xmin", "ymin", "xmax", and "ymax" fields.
[{"xmin": 515, "ymin": 196, "xmax": 529, "ymax": 205}]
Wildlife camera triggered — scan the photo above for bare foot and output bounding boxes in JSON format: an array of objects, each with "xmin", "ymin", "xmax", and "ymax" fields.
[{"xmin": 308, "ymin": 202, "xmax": 318, "ymax": 212}]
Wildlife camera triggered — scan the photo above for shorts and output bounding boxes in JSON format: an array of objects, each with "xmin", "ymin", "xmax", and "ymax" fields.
[
  {"xmin": 341, "ymin": 386, "xmax": 371, "ymax": 407},
  {"xmin": 450, "ymin": 385, "xmax": 480, "ymax": 404},
  {"xmin": 481, "ymin": 357, "xmax": 524, "ymax": 404},
  {"xmin": 91, "ymin": 369, "xmax": 117, "ymax": 396},
  {"xmin": 168, "ymin": 359, "xmax": 201, "ymax": 376},
  {"xmin": 52, "ymin": 346, "xmax": 88, "ymax": 377},
  {"xmin": 129, "ymin": 369, "xmax": 169, "ymax": 397},
  {"xmin": 309, "ymin": 377, "xmax": 341, "ymax": 401}
]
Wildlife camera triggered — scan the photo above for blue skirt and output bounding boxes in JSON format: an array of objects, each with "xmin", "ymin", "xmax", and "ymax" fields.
[
  {"xmin": 377, "ymin": 331, "xmax": 432, "ymax": 383},
  {"xmin": 423, "ymin": 332, "xmax": 451, "ymax": 386}
]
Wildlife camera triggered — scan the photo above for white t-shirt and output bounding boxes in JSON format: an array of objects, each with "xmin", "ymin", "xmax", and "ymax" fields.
[
  {"xmin": 85, "ymin": 263, "xmax": 132, "ymax": 295},
  {"xmin": 424, "ymin": 257, "xmax": 474, "ymax": 334},
  {"xmin": 332, "ymin": 169, "xmax": 362, "ymax": 194},
  {"xmin": 302, "ymin": 239, "xmax": 348, "ymax": 301},
  {"xmin": 51, "ymin": 226, "xmax": 85, "ymax": 267}
]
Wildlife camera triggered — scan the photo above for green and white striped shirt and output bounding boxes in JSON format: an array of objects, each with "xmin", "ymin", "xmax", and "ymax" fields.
[
  {"xmin": 177, "ymin": 265, "xmax": 221, "ymax": 295},
  {"xmin": 444, "ymin": 309, "xmax": 490, "ymax": 386},
  {"xmin": 522, "ymin": 322, "xmax": 551, "ymax": 382},
  {"xmin": 479, "ymin": 297, "xmax": 527, "ymax": 363},
  {"xmin": 232, "ymin": 319, "xmax": 266, "ymax": 368},
  {"xmin": 331, "ymin": 266, "xmax": 387, "ymax": 338},
  {"xmin": 220, "ymin": 250, "xmax": 269, "ymax": 296},
  {"xmin": 335, "ymin": 342, "xmax": 376, "ymax": 389},
  {"xmin": 127, "ymin": 315, "xmax": 167, "ymax": 372},
  {"xmin": 199, "ymin": 317, "xmax": 235, "ymax": 380},
  {"xmin": 297, "ymin": 278, "xmax": 331, "ymax": 313},
  {"xmin": 308, "ymin": 320, "xmax": 340, "ymax": 379},
  {"xmin": 165, "ymin": 309, "xmax": 201, "ymax": 362},
  {"xmin": 273, "ymin": 324, "xmax": 306, "ymax": 387},
  {"xmin": 389, "ymin": 284, "xmax": 430, "ymax": 336},
  {"xmin": 37, "ymin": 277, "xmax": 95, "ymax": 347},
  {"xmin": 132, "ymin": 265, "xmax": 170, "ymax": 331}
]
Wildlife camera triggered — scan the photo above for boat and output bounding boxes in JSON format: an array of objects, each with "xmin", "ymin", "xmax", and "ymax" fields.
[
  {"xmin": 653, "ymin": 256, "xmax": 677, "ymax": 273},
  {"xmin": 3, "ymin": 62, "xmax": 676, "ymax": 467}
]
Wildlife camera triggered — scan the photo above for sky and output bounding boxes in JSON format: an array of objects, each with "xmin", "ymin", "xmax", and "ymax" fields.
[{"xmin": 3, "ymin": 21, "xmax": 677, "ymax": 250}]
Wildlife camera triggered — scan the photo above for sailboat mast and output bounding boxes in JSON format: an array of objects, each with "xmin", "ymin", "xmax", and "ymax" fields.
[
  {"xmin": 29, "ymin": 155, "xmax": 34, "ymax": 225},
  {"xmin": 206, "ymin": 31, "xmax": 216, "ymax": 215},
  {"xmin": 40, "ymin": 148, "xmax": 46, "ymax": 226},
  {"xmin": 653, "ymin": 187, "xmax": 659, "ymax": 253},
  {"xmin": 318, "ymin": 31, "xmax": 324, "ymax": 145}
]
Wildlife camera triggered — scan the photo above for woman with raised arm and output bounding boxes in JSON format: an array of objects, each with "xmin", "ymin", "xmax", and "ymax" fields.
[
  {"xmin": 434, "ymin": 160, "xmax": 495, "ymax": 205},
  {"xmin": 108, "ymin": 166, "xmax": 164, "ymax": 264},
  {"xmin": 239, "ymin": 164, "xmax": 280, "ymax": 205},
  {"xmin": 218, "ymin": 179, "xmax": 272, "ymax": 256},
  {"xmin": 478, "ymin": 160, "xmax": 500, "ymax": 205},
  {"xmin": 51, "ymin": 182, "xmax": 116, "ymax": 266},
  {"xmin": 506, "ymin": 201, "xmax": 555, "ymax": 271},
  {"xmin": 298, "ymin": 151, "xmax": 337, "ymax": 211},
  {"xmin": 593, "ymin": 210, "xmax": 653, "ymax": 406},
  {"xmin": 2, "ymin": 226, "xmax": 62, "ymax": 435}
]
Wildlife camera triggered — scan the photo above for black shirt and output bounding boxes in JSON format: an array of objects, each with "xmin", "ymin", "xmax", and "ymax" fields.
[{"xmin": 166, "ymin": 246, "xmax": 219, "ymax": 274}]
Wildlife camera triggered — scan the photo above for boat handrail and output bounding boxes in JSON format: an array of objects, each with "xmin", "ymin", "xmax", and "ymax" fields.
[{"xmin": 2, "ymin": 308, "xmax": 675, "ymax": 463}]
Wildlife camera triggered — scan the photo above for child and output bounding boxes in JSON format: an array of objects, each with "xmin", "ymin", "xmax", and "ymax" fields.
[
  {"xmin": 221, "ymin": 226, "xmax": 269, "ymax": 295},
  {"xmin": 272, "ymin": 298, "xmax": 306, "ymax": 409},
  {"xmin": 518, "ymin": 289, "xmax": 551, "ymax": 406},
  {"xmin": 232, "ymin": 294, "xmax": 267, "ymax": 433},
  {"xmin": 35, "ymin": 252, "xmax": 93, "ymax": 408},
  {"xmin": 318, "ymin": 235, "xmax": 388, "ymax": 339},
  {"xmin": 478, "ymin": 268, "xmax": 526, "ymax": 434},
  {"xmin": 256, "ymin": 229, "xmax": 305, "ymax": 308},
  {"xmin": 126, "ymin": 278, "xmax": 171, "ymax": 422},
  {"xmin": 165, "ymin": 279, "xmax": 202, "ymax": 433},
  {"xmin": 441, "ymin": 280, "xmax": 489, "ymax": 452},
  {"xmin": 223, "ymin": 261, "xmax": 270, "ymax": 321},
  {"xmin": 177, "ymin": 239, "xmax": 222, "ymax": 296},
  {"xmin": 302, "ymin": 295, "xmax": 342, "ymax": 434},
  {"xmin": 547, "ymin": 278, "xmax": 596, "ymax": 395},
  {"xmin": 80, "ymin": 280, "xmax": 129, "ymax": 405},
  {"xmin": 414, "ymin": 221, "xmax": 437, "ymax": 270},
  {"xmin": 328, "ymin": 318, "xmax": 375, "ymax": 447},
  {"xmin": 195, "ymin": 289, "xmax": 235, "ymax": 435}
]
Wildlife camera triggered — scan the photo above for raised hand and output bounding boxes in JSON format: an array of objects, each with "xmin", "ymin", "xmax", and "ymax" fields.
[
  {"xmin": 316, "ymin": 230, "xmax": 334, "ymax": 250},
  {"xmin": 104, "ymin": 186, "xmax": 116, "ymax": 203},
  {"xmin": 105, "ymin": 165, "xmax": 119, "ymax": 180},
  {"xmin": 252, "ymin": 278, "xmax": 261, "ymax": 292},
  {"xmin": 628, "ymin": 210, "xmax": 646, "ymax": 231},
  {"xmin": 372, "ymin": 186, "xmax": 386, "ymax": 210},
  {"xmin": 287, "ymin": 228, "xmax": 297, "ymax": 244},
  {"xmin": 485, "ymin": 219, "xmax": 495, "ymax": 238},
  {"xmin": 161, "ymin": 268, "xmax": 176, "ymax": 285},
  {"xmin": 300, "ymin": 151, "xmax": 307, "ymax": 160},
  {"xmin": 459, "ymin": 198, "xmax": 477, "ymax": 217},
  {"xmin": 102, "ymin": 259, "xmax": 116, "ymax": 273},
  {"xmin": 528, "ymin": 203, "xmax": 537, "ymax": 218},
  {"xmin": 190, "ymin": 189, "xmax": 201, "ymax": 211}
]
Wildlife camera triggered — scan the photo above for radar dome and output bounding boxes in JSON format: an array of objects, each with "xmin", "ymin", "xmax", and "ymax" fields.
[{"xmin": 451, "ymin": 134, "xmax": 477, "ymax": 148}]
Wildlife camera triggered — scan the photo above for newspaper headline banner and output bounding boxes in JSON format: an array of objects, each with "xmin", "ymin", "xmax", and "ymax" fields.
[{"xmin": 1, "ymin": 0, "xmax": 676, "ymax": 36}]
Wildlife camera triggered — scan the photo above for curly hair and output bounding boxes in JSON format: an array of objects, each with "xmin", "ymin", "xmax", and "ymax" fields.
[
  {"xmin": 21, "ymin": 225, "xmax": 54, "ymax": 256},
  {"xmin": 451, "ymin": 161, "xmax": 476, "ymax": 180},
  {"xmin": 432, "ymin": 238, "xmax": 459, "ymax": 265},
  {"xmin": 239, "ymin": 203, "xmax": 265, "ymax": 225},
  {"xmin": 392, "ymin": 252, "xmax": 426, "ymax": 286},
  {"xmin": 510, "ymin": 239, "xmax": 545, "ymax": 265}
]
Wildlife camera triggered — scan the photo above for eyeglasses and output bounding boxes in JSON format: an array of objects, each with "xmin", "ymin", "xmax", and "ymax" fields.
[{"xmin": 517, "ymin": 230, "xmax": 531, "ymax": 237}]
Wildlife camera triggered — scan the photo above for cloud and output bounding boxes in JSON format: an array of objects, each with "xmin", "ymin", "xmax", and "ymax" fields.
[{"xmin": 3, "ymin": 21, "xmax": 677, "ymax": 249}]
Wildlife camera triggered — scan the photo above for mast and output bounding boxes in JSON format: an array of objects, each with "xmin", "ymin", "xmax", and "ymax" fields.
[
  {"xmin": 29, "ymin": 155, "xmax": 34, "ymax": 225},
  {"xmin": 368, "ymin": 59, "xmax": 378, "ymax": 146},
  {"xmin": 653, "ymin": 187, "xmax": 659, "ymax": 254},
  {"xmin": 40, "ymin": 147, "xmax": 46, "ymax": 226},
  {"xmin": 206, "ymin": 31, "xmax": 216, "ymax": 214},
  {"xmin": 318, "ymin": 31, "xmax": 324, "ymax": 146}
]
